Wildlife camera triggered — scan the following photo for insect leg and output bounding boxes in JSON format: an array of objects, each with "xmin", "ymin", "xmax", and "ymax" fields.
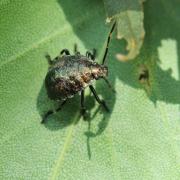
[
  {"xmin": 74, "ymin": 44, "xmax": 80, "ymax": 55},
  {"xmin": 86, "ymin": 51, "xmax": 93, "ymax": 58},
  {"xmin": 55, "ymin": 100, "xmax": 67, "ymax": 112},
  {"xmin": 41, "ymin": 100, "xmax": 67, "ymax": 123},
  {"xmin": 86, "ymin": 49, "xmax": 96, "ymax": 61},
  {"xmin": 80, "ymin": 90, "xmax": 86, "ymax": 115},
  {"xmin": 102, "ymin": 21, "xmax": 116, "ymax": 65},
  {"xmin": 89, "ymin": 85, "xmax": 109, "ymax": 112},
  {"xmin": 92, "ymin": 48, "xmax": 96, "ymax": 60},
  {"xmin": 45, "ymin": 54, "xmax": 53, "ymax": 65},
  {"xmin": 60, "ymin": 49, "xmax": 70, "ymax": 55},
  {"xmin": 103, "ymin": 77, "xmax": 116, "ymax": 93},
  {"xmin": 74, "ymin": 44, "xmax": 78, "ymax": 53}
]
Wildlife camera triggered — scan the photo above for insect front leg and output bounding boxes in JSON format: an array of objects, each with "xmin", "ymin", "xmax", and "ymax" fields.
[{"xmin": 89, "ymin": 85, "xmax": 109, "ymax": 112}]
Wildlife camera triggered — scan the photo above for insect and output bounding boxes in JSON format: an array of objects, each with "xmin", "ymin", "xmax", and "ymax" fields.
[{"xmin": 41, "ymin": 22, "xmax": 116, "ymax": 123}]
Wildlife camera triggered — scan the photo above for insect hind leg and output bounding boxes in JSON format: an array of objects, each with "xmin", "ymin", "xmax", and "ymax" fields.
[
  {"xmin": 92, "ymin": 48, "xmax": 96, "ymax": 60},
  {"xmin": 74, "ymin": 44, "xmax": 80, "ymax": 55},
  {"xmin": 60, "ymin": 49, "xmax": 70, "ymax": 55}
]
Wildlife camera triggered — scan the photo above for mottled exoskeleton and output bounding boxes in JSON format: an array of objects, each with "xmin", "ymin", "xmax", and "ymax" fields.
[{"xmin": 42, "ymin": 22, "xmax": 116, "ymax": 123}]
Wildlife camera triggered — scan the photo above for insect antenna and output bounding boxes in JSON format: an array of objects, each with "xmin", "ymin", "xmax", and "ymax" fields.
[{"xmin": 102, "ymin": 21, "xmax": 116, "ymax": 65}]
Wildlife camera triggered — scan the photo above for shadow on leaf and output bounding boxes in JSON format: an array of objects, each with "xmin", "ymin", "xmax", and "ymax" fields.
[
  {"xmin": 57, "ymin": 0, "xmax": 180, "ymax": 157},
  {"xmin": 37, "ymin": 0, "xmax": 180, "ymax": 159}
]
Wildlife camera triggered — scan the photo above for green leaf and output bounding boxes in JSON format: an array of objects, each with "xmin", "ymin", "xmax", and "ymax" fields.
[
  {"xmin": 103, "ymin": 0, "xmax": 145, "ymax": 61},
  {"xmin": 0, "ymin": 0, "xmax": 180, "ymax": 179}
]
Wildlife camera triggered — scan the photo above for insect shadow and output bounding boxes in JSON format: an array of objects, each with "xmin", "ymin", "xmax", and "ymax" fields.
[{"xmin": 37, "ymin": 83, "xmax": 78, "ymax": 130}]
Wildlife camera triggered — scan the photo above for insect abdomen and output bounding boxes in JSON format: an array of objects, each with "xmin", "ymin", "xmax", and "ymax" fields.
[{"xmin": 45, "ymin": 59, "xmax": 94, "ymax": 100}]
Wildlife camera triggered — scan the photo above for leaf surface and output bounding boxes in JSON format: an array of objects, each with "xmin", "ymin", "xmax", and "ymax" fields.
[{"xmin": 0, "ymin": 0, "xmax": 180, "ymax": 179}]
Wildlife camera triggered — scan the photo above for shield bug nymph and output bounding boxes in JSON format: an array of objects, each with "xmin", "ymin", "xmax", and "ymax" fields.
[{"xmin": 41, "ymin": 22, "xmax": 116, "ymax": 123}]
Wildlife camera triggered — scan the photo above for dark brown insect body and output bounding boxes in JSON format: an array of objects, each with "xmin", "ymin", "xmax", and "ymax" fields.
[
  {"xmin": 45, "ymin": 55, "xmax": 108, "ymax": 101},
  {"xmin": 42, "ymin": 22, "xmax": 116, "ymax": 123}
]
